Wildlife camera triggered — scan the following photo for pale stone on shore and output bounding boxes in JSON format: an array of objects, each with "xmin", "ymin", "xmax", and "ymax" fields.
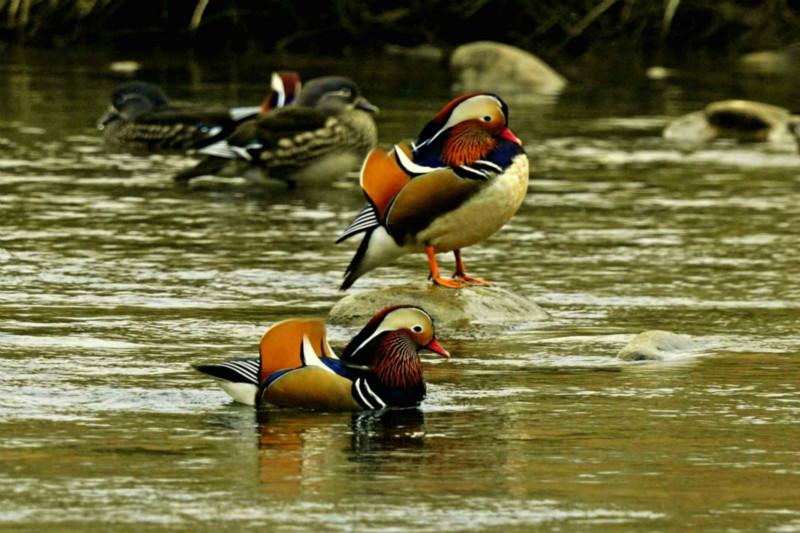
[
  {"xmin": 329, "ymin": 283, "xmax": 549, "ymax": 333},
  {"xmin": 450, "ymin": 41, "xmax": 567, "ymax": 95}
]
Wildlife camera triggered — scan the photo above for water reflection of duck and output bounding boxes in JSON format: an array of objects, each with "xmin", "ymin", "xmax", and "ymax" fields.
[
  {"xmin": 349, "ymin": 408, "xmax": 426, "ymax": 461},
  {"xmin": 172, "ymin": 76, "xmax": 378, "ymax": 187},
  {"xmin": 255, "ymin": 408, "xmax": 425, "ymax": 496},
  {"xmin": 195, "ymin": 306, "xmax": 449, "ymax": 411},
  {"xmin": 97, "ymin": 72, "xmax": 300, "ymax": 152},
  {"xmin": 663, "ymin": 99, "xmax": 800, "ymax": 149},
  {"xmin": 337, "ymin": 93, "xmax": 528, "ymax": 290}
]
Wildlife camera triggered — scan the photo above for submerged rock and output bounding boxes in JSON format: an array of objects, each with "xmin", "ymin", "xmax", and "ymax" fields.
[
  {"xmin": 329, "ymin": 283, "xmax": 549, "ymax": 332},
  {"xmin": 663, "ymin": 99, "xmax": 800, "ymax": 149},
  {"xmin": 738, "ymin": 44, "xmax": 800, "ymax": 74},
  {"xmin": 616, "ymin": 330, "xmax": 700, "ymax": 361},
  {"xmin": 450, "ymin": 41, "xmax": 566, "ymax": 96}
]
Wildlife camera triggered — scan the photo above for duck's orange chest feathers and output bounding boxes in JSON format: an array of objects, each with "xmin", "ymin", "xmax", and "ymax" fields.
[{"xmin": 441, "ymin": 123, "xmax": 496, "ymax": 167}]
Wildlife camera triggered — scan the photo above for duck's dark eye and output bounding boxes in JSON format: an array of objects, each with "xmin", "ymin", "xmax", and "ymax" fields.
[
  {"xmin": 482, "ymin": 115, "xmax": 492, "ymax": 122},
  {"xmin": 412, "ymin": 325, "xmax": 423, "ymax": 333}
]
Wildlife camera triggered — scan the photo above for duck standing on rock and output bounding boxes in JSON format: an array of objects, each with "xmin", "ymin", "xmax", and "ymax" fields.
[
  {"xmin": 195, "ymin": 305, "xmax": 449, "ymax": 410},
  {"xmin": 172, "ymin": 76, "xmax": 379, "ymax": 187},
  {"xmin": 337, "ymin": 93, "xmax": 528, "ymax": 290},
  {"xmin": 97, "ymin": 71, "xmax": 301, "ymax": 152}
]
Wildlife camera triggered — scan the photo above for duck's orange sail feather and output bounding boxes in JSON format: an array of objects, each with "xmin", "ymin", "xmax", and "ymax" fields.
[
  {"xmin": 258, "ymin": 319, "xmax": 333, "ymax": 382},
  {"xmin": 359, "ymin": 144, "xmax": 412, "ymax": 220}
]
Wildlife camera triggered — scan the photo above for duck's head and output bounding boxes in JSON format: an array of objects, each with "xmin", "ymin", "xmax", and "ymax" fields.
[
  {"xmin": 341, "ymin": 306, "xmax": 448, "ymax": 386},
  {"xmin": 295, "ymin": 76, "xmax": 379, "ymax": 115},
  {"xmin": 414, "ymin": 93, "xmax": 521, "ymax": 166},
  {"xmin": 98, "ymin": 81, "xmax": 169, "ymax": 129}
]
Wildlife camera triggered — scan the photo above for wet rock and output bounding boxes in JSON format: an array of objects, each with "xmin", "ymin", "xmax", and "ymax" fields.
[
  {"xmin": 329, "ymin": 283, "xmax": 549, "ymax": 333},
  {"xmin": 663, "ymin": 99, "xmax": 800, "ymax": 149},
  {"xmin": 616, "ymin": 330, "xmax": 700, "ymax": 361},
  {"xmin": 450, "ymin": 41, "xmax": 566, "ymax": 96}
]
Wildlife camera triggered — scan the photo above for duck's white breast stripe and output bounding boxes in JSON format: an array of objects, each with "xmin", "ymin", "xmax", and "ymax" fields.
[
  {"xmin": 353, "ymin": 378, "xmax": 376, "ymax": 409},
  {"xmin": 360, "ymin": 379, "xmax": 386, "ymax": 408},
  {"xmin": 458, "ymin": 165, "xmax": 489, "ymax": 179},
  {"xmin": 475, "ymin": 159, "xmax": 503, "ymax": 172}
]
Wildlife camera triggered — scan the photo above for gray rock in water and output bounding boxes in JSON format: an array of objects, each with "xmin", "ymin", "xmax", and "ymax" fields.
[
  {"xmin": 663, "ymin": 99, "xmax": 800, "ymax": 149},
  {"xmin": 329, "ymin": 283, "xmax": 549, "ymax": 333},
  {"xmin": 616, "ymin": 330, "xmax": 700, "ymax": 361},
  {"xmin": 450, "ymin": 41, "xmax": 566, "ymax": 96}
]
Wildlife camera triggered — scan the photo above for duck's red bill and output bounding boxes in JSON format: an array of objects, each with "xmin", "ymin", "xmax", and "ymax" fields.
[
  {"xmin": 500, "ymin": 127, "xmax": 522, "ymax": 145},
  {"xmin": 425, "ymin": 339, "xmax": 450, "ymax": 358}
]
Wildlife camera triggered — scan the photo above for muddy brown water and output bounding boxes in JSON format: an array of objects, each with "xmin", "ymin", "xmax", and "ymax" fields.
[{"xmin": 1, "ymin": 50, "xmax": 799, "ymax": 530}]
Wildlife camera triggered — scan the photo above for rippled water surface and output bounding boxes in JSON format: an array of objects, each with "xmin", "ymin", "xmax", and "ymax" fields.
[{"xmin": 1, "ymin": 50, "xmax": 799, "ymax": 531}]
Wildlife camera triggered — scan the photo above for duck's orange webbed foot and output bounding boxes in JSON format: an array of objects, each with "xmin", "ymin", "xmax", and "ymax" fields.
[
  {"xmin": 431, "ymin": 274, "xmax": 470, "ymax": 288},
  {"xmin": 453, "ymin": 249, "xmax": 491, "ymax": 286},
  {"xmin": 426, "ymin": 245, "xmax": 469, "ymax": 289},
  {"xmin": 453, "ymin": 273, "xmax": 491, "ymax": 286}
]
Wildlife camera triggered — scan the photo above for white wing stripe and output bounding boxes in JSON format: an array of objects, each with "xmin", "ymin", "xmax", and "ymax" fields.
[
  {"xmin": 198, "ymin": 140, "xmax": 237, "ymax": 158},
  {"xmin": 394, "ymin": 145, "xmax": 444, "ymax": 175},
  {"xmin": 301, "ymin": 335, "xmax": 335, "ymax": 374},
  {"xmin": 228, "ymin": 106, "xmax": 261, "ymax": 121}
]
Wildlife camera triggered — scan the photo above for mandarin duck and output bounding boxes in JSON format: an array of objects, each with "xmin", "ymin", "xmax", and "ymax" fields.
[
  {"xmin": 172, "ymin": 76, "xmax": 378, "ymax": 186},
  {"xmin": 337, "ymin": 93, "xmax": 528, "ymax": 290},
  {"xmin": 195, "ymin": 305, "xmax": 448, "ymax": 410},
  {"xmin": 98, "ymin": 71, "xmax": 301, "ymax": 151},
  {"xmin": 664, "ymin": 99, "xmax": 800, "ymax": 148}
]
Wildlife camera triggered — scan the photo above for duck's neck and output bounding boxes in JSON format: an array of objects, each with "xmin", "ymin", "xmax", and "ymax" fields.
[{"xmin": 371, "ymin": 332, "xmax": 423, "ymax": 390}]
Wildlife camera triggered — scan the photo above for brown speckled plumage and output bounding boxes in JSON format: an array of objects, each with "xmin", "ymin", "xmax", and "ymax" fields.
[{"xmin": 173, "ymin": 76, "xmax": 378, "ymax": 185}]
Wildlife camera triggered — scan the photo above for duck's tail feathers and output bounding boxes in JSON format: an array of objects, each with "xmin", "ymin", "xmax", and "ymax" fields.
[
  {"xmin": 340, "ymin": 227, "xmax": 405, "ymax": 291},
  {"xmin": 341, "ymin": 229, "xmax": 373, "ymax": 290},
  {"xmin": 194, "ymin": 358, "xmax": 259, "ymax": 405},
  {"xmin": 336, "ymin": 204, "xmax": 379, "ymax": 244}
]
